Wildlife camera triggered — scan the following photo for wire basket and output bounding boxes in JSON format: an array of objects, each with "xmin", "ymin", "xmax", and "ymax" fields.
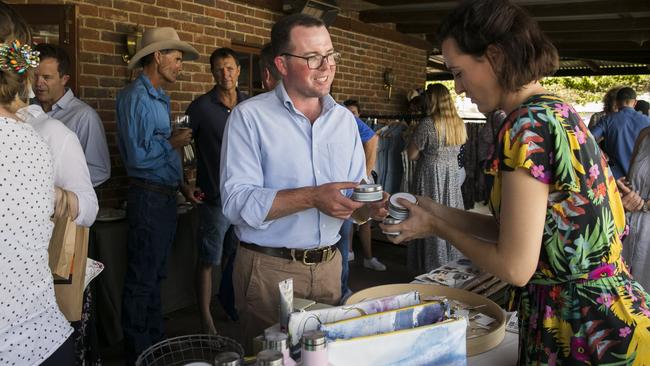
[{"xmin": 135, "ymin": 334, "xmax": 244, "ymax": 366}]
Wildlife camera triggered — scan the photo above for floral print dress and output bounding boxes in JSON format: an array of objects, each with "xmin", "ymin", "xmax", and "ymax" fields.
[{"xmin": 487, "ymin": 94, "xmax": 650, "ymax": 365}]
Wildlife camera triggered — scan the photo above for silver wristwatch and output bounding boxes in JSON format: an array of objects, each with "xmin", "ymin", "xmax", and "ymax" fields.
[{"xmin": 643, "ymin": 200, "xmax": 650, "ymax": 213}]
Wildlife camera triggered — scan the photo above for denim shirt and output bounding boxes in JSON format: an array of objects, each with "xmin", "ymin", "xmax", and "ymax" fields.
[
  {"xmin": 116, "ymin": 74, "xmax": 182, "ymax": 186},
  {"xmin": 220, "ymin": 82, "xmax": 366, "ymax": 248}
]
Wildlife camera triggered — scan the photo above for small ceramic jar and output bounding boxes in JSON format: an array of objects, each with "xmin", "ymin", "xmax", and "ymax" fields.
[{"xmin": 351, "ymin": 184, "xmax": 384, "ymax": 202}]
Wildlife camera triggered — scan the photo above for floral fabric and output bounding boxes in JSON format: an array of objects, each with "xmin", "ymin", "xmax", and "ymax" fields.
[{"xmin": 487, "ymin": 94, "xmax": 650, "ymax": 365}]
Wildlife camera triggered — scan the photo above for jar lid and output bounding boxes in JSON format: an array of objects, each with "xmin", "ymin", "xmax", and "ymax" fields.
[
  {"xmin": 389, "ymin": 192, "xmax": 417, "ymax": 210},
  {"xmin": 256, "ymin": 349, "xmax": 283, "ymax": 366},
  {"xmin": 264, "ymin": 331, "xmax": 288, "ymax": 351},
  {"xmin": 302, "ymin": 330, "xmax": 326, "ymax": 346},
  {"xmin": 354, "ymin": 184, "xmax": 383, "ymax": 193},
  {"xmin": 214, "ymin": 351, "xmax": 241, "ymax": 366}
]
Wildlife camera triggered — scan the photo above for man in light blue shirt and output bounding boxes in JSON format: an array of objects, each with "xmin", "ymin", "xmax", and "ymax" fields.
[
  {"xmin": 33, "ymin": 44, "xmax": 111, "ymax": 186},
  {"xmin": 115, "ymin": 27, "xmax": 198, "ymax": 364},
  {"xmin": 220, "ymin": 14, "xmax": 387, "ymax": 347}
]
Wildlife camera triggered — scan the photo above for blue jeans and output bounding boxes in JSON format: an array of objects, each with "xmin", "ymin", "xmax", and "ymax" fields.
[
  {"xmin": 336, "ymin": 220, "xmax": 353, "ymax": 296},
  {"xmin": 122, "ymin": 185, "xmax": 177, "ymax": 365}
]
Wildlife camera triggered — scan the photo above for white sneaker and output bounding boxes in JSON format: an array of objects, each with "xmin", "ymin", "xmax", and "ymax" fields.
[
  {"xmin": 363, "ymin": 257, "xmax": 386, "ymax": 271},
  {"xmin": 348, "ymin": 251, "xmax": 355, "ymax": 262}
]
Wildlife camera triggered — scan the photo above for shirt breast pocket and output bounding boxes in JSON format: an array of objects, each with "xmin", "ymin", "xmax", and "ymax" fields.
[{"xmin": 319, "ymin": 142, "xmax": 353, "ymax": 181}]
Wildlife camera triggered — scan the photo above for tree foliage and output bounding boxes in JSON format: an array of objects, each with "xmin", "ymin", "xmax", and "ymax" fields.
[{"xmin": 427, "ymin": 75, "xmax": 650, "ymax": 106}]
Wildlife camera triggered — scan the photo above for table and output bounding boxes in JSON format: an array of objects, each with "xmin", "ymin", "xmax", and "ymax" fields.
[
  {"xmin": 468, "ymin": 331, "xmax": 518, "ymax": 365},
  {"xmin": 88, "ymin": 209, "xmax": 218, "ymax": 346}
]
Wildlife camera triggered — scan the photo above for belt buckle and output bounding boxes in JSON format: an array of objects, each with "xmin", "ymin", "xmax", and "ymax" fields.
[{"xmin": 302, "ymin": 248, "xmax": 317, "ymax": 265}]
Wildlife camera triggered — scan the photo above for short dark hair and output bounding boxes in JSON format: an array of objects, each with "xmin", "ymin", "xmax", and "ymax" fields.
[
  {"xmin": 34, "ymin": 43, "xmax": 71, "ymax": 76},
  {"xmin": 437, "ymin": 0, "xmax": 558, "ymax": 92},
  {"xmin": 616, "ymin": 87, "xmax": 637, "ymax": 103},
  {"xmin": 209, "ymin": 47, "xmax": 240, "ymax": 71},
  {"xmin": 271, "ymin": 13, "xmax": 325, "ymax": 56},
  {"xmin": 635, "ymin": 100, "xmax": 650, "ymax": 116},
  {"xmin": 259, "ymin": 43, "xmax": 280, "ymax": 80},
  {"xmin": 343, "ymin": 99, "xmax": 360, "ymax": 111}
]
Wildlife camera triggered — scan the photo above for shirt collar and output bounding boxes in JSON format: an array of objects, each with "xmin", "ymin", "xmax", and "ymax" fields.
[
  {"xmin": 274, "ymin": 81, "xmax": 337, "ymax": 117},
  {"xmin": 51, "ymin": 88, "xmax": 75, "ymax": 112},
  {"xmin": 210, "ymin": 86, "xmax": 246, "ymax": 108},
  {"xmin": 138, "ymin": 73, "xmax": 170, "ymax": 103}
]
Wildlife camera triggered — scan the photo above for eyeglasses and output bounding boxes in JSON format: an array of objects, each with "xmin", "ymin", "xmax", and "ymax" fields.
[{"xmin": 281, "ymin": 52, "xmax": 341, "ymax": 70}]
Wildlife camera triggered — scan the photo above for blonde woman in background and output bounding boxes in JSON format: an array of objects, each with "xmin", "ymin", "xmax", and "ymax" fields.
[{"xmin": 406, "ymin": 83, "xmax": 467, "ymax": 273}]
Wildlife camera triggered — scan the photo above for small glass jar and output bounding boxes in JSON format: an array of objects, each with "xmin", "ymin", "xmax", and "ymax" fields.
[
  {"xmin": 256, "ymin": 349, "xmax": 284, "ymax": 366},
  {"xmin": 388, "ymin": 192, "xmax": 417, "ymax": 220},
  {"xmin": 301, "ymin": 331, "xmax": 328, "ymax": 366},
  {"xmin": 214, "ymin": 351, "xmax": 242, "ymax": 366},
  {"xmin": 351, "ymin": 184, "xmax": 383, "ymax": 202},
  {"xmin": 382, "ymin": 216, "xmax": 403, "ymax": 236}
]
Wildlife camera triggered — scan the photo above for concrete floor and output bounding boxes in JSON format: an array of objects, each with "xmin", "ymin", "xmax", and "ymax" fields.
[{"xmin": 101, "ymin": 227, "xmax": 415, "ymax": 365}]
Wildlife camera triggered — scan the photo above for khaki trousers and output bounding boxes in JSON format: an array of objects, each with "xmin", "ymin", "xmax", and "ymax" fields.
[{"xmin": 233, "ymin": 244, "xmax": 342, "ymax": 354}]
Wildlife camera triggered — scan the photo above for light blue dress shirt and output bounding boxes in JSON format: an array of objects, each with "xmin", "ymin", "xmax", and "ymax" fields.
[
  {"xmin": 35, "ymin": 89, "xmax": 111, "ymax": 186},
  {"xmin": 220, "ymin": 82, "xmax": 366, "ymax": 249},
  {"xmin": 116, "ymin": 74, "xmax": 182, "ymax": 186}
]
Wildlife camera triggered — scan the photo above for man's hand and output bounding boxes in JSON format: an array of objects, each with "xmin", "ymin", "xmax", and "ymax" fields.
[
  {"xmin": 169, "ymin": 128, "xmax": 192, "ymax": 149},
  {"xmin": 181, "ymin": 183, "xmax": 203, "ymax": 205},
  {"xmin": 313, "ymin": 182, "xmax": 365, "ymax": 219},
  {"xmin": 617, "ymin": 177, "xmax": 645, "ymax": 212}
]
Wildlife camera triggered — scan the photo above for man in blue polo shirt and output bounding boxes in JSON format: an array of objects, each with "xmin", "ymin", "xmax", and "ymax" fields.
[
  {"xmin": 115, "ymin": 27, "xmax": 198, "ymax": 364},
  {"xmin": 591, "ymin": 87, "xmax": 650, "ymax": 179},
  {"xmin": 185, "ymin": 48, "xmax": 247, "ymax": 334}
]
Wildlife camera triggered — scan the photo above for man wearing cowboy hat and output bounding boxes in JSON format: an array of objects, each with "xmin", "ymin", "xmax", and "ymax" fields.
[{"xmin": 115, "ymin": 26, "xmax": 198, "ymax": 364}]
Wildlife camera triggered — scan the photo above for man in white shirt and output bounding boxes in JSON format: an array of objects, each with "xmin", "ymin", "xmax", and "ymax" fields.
[{"xmin": 33, "ymin": 43, "xmax": 111, "ymax": 187}]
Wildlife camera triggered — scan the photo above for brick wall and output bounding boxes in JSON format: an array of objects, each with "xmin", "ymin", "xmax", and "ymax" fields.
[{"xmin": 8, "ymin": 0, "xmax": 427, "ymax": 207}]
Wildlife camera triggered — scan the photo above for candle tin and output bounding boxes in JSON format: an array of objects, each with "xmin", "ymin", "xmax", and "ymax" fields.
[
  {"xmin": 256, "ymin": 349, "xmax": 284, "ymax": 366},
  {"xmin": 351, "ymin": 184, "xmax": 383, "ymax": 202},
  {"xmin": 382, "ymin": 216, "xmax": 403, "ymax": 236},
  {"xmin": 214, "ymin": 351, "xmax": 241, "ymax": 366},
  {"xmin": 388, "ymin": 192, "xmax": 417, "ymax": 220}
]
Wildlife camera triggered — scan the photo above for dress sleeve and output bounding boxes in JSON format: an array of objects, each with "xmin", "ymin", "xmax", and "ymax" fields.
[
  {"xmin": 496, "ymin": 103, "xmax": 582, "ymax": 192},
  {"xmin": 411, "ymin": 117, "xmax": 432, "ymax": 151}
]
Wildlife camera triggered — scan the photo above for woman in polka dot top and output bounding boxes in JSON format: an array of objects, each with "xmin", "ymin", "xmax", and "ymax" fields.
[{"xmin": 0, "ymin": 3, "xmax": 73, "ymax": 365}]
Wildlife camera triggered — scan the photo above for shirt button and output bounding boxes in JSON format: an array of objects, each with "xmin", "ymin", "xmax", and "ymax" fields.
[
  {"xmin": 322, "ymin": 224, "xmax": 327, "ymax": 228},
  {"xmin": 317, "ymin": 170, "xmax": 321, "ymax": 174}
]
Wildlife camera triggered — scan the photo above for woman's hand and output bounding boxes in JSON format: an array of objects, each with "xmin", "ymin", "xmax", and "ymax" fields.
[{"xmin": 379, "ymin": 197, "xmax": 438, "ymax": 244}]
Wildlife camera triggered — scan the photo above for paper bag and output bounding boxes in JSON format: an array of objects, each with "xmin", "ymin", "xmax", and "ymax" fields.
[
  {"xmin": 48, "ymin": 216, "xmax": 77, "ymax": 279},
  {"xmin": 53, "ymin": 225, "xmax": 89, "ymax": 321}
]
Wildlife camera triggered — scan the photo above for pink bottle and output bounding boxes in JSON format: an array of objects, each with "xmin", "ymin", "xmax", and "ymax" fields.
[{"xmin": 300, "ymin": 331, "xmax": 328, "ymax": 366}]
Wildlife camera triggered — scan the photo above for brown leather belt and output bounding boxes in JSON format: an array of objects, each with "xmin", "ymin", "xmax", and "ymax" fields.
[
  {"xmin": 129, "ymin": 178, "xmax": 179, "ymax": 196},
  {"xmin": 241, "ymin": 241, "xmax": 337, "ymax": 265}
]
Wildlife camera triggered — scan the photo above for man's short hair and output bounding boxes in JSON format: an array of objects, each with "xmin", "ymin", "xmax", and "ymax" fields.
[
  {"xmin": 635, "ymin": 100, "xmax": 649, "ymax": 116},
  {"xmin": 34, "ymin": 43, "xmax": 71, "ymax": 76},
  {"xmin": 259, "ymin": 43, "xmax": 280, "ymax": 80},
  {"xmin": 271, "ymin": 13, "xmax": 325, "ymax": 56},
  {"xmin": 209, "ymin": 47, "xmax": 240, "ymax": 71},
  {"xmin": 616, "ymin": 87, "xmax": 637, "ymax": 103},
  {"xmin": 343, "ymin": 99, "xmax": 360, "ymax": 111}
]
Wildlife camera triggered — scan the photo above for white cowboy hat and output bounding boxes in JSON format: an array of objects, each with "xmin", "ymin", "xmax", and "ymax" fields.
[{"xmin": 127, "ymin": 27, "xmax": 199, "ymax": 70}]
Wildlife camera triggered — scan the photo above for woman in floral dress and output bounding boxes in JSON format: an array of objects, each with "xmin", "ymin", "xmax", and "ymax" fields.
[{"xmin": 381, "ymin": 0, "xmax": 650, "ymax": 364}]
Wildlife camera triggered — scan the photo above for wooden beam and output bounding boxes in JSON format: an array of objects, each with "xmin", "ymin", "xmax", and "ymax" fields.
[
  {"xmin": 360, "ymin": 0, "xmax": 650, "ymax": 23},
  {"xmin": 428, "ymin": 65, "xmax": 650, "ymax": 80},
  {"xmin": 332, "ymin": 17, "xmax": 432, "ymax": 50},
  {"xmin": 547, "ymin": 30, "xmax": 650, "ymax": 43},
  {"xmin": 398, "ymin": 17, "xmax": 650, "ymax": 34}
]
